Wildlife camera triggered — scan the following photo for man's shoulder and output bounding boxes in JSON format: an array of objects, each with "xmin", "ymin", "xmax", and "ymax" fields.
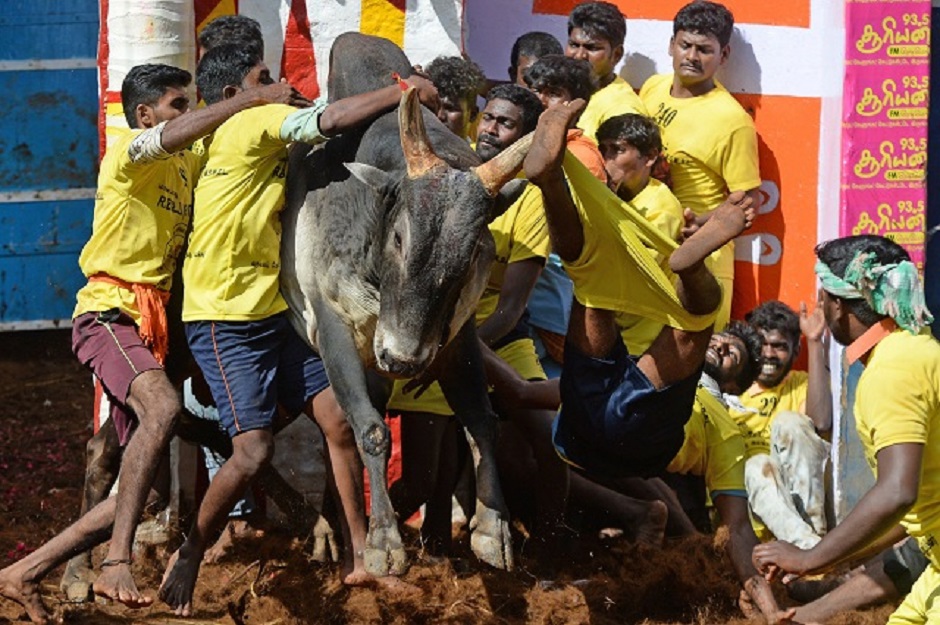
[
  {"xmin": 702, "ymin": 84, "xmax": 755, "ymax": 128},
  {"xmin": 871, "ymin": 330, "xmax": 940, "ymax": 371},
  {"xmin": 783, "ymin": 370, "xmax": 809, "ymax": 390},
  {"xmin": 639, "ymin": 73, "xmax": 672, "ymax": 98},
  {"xmin": 592, "ymin": 77, "xmax": 646, "ymax": 114},
  {"xmin": 635, "ymin": 178, "xmax": 680, "ymax": 207}
]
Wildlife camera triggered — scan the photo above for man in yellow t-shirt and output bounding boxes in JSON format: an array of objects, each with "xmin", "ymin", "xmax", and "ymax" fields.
[
  {"xmin": 525, "ymin": 95, "xmax": 792, "ymax": 621},
  {"xmin": 731, "ymin": 300, "xmax": 832, "ymax": 548},
  {"xmin": 596, "ymin": 112, "xmax": 685, "ymax": 356},
  {"xmin": 564, "ymin": 2, "xmax": 647, "ymax": 143},
  {"xmin": 0, "ymin": 64, "xmax": 302, "ymax": 621},
  {"xmin": 158, "ymin": 44, "xmax": 439, "ymax": 617},
  {"xmin": 639, "ymin": 1, "xmax": 762, "ymax": 331},
  {"xmin": 755, "ymin": 235, "xmax": 940, "ymax": 625},
  {"xmin": 387, "ymin": 85, "xmax": 567, "ymax": 549}
]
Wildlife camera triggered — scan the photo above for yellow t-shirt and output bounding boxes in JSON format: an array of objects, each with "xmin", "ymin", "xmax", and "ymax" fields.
[
  {"xmin": 561, "ymin": 151, "xmax": 714, "ymax": 334},
  {"xmin": 475, "ymin": 183, "xmax": 550, "ymax": 324},
  {"xmin": 639, "ymin": 73, "xmax": 761, "ymax": 215},
  {"xmin": 855, "ymin": 330, "xmax": 940, "ymax": 569},
  {"xmin": 576, "ymin": 76, "xmax": 649, "ymax": 143},
  {"xmin": 182, "ymin": 104, "xmax": 308, "ymax": 321},
  {"xmin": 615, "ymin": 178, "xmax": 684, "ymax": 355},
  {"xmin": 730, "ymin": 371, "xmax": 809, "ymax": 458},
  {"xmin": 667, "ymin": 386, "xmax": 747, "ymax": 499},
  {"xmin": 74, "ymin": 128, "xmax": 201, "ymax": 325},
  {"xmin": 640, "ymin": 73, "xmax": 760, "ymax": 291}
]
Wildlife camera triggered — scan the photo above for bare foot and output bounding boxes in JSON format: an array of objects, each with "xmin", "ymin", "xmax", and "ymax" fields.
[
  {"xmin": 342, "ymin": 566, "xmax": 373, "ymax": 587},
  {"xmin": 158, "ymin": 548, "xmax": 201, "ymax": 617},
  {"xmin": 669, "ymin": 191, "xmax": 754, "ymax": 274},
  {"xmin": 524, "ymin": 99, "xmax": 586, "ymax": 185},
  {"xmin": 343, "ymin": 568, "xmax": 421, "ymax": 597},
  {"xmin": 203, "ymin": 519, "xmax": 263, "ymax": 564},
  {"xmin": 0, "ymin": 568, "xmax": 51, "ymax": 624},
  {"xmin": 634, "ymin": 500, "xmax": 668, "ymax": 548},
  {"xmin": 92, "ymin": 561, "xmax": 153, "ymax": 608}
]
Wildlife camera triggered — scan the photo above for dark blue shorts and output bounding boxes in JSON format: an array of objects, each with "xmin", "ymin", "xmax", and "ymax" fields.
[
  {"xmin": 185, "ymin": 313, "xmax": 330, "ymax": 438},
  {"xmin": 552, "ymin": 337, "xmax": 699, "ymax": 479}
]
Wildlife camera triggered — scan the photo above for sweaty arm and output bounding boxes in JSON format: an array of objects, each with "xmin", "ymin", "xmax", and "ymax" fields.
[
  {"xmin": 316, "ymin": 74, "xmax": 439, "ymax": 137},
  {"xmin": 130, "ymin": 81, "xmax": 307, "ymax": 163},
  {"xmin": 477, "ymin": 258, "xmax": 544, "ymax": 347},
  {"xmin": 481, "ymin": 342, "xmax": 561, "ymax": 410},
  {"xmin": 524, "ymin": 101, "xmax": 587, "ymax": 263},
  {"xmin": 754, "ymin": 443, "xmax": 923, "ymax": 577},
  {"xmin": 801, "ymin": 298, "xmax": 832, "ymax": 433}
]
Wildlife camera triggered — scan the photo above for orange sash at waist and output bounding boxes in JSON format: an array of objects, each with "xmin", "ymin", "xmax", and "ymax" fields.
[{"xmin": 89, "ymin": 274, "xmax": 171, "ymax": 365}]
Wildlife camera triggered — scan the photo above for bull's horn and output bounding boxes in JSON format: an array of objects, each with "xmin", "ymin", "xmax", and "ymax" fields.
[
  {"xmin": 399, "ymin": 86, "xmax": 445, "ymax": 178},
  {"xmin": 471, "ymin": 132, "xmax": 534, "ymax": 197}
]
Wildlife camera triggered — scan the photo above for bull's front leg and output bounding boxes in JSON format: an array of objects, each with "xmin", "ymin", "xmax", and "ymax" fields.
[
  {"xmin": 312, "ymin": 297, "xmax": 407, "ymax": 576},
  {"xmin": 61, "ymin": 416, "xmax": 122, "ymax": 601},
  {"xmin": 438, "ymin": 322, "xmax": 513, "ymax": 571}
]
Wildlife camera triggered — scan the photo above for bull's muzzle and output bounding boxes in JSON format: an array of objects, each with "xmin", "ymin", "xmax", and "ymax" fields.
[{"xmin": 375, "ymin": 346, "xmax": 431, "ymax": 379}]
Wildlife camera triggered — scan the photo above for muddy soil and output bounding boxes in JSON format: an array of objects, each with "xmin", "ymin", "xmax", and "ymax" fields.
[{"xmin": 0, "ymin": 330, "xmax": 895, "ymax": 624}]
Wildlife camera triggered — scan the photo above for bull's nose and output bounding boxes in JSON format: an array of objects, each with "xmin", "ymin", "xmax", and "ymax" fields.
[{"xmin": 377, "ymin": 348, "xmax": 422, "ymax": 379}]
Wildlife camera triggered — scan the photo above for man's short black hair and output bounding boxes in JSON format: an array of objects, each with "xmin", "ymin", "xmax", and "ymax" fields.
[
  {"xmin": 745, "ymin": 301, "xmax": 801, "ymax": 349},
  {"xmin": 725, "ymin": 320, "xmax": 764, "ymax": 392},
  {"xmin": 426, "ymin": 56, "xmax": 486, "ymax": 110},
  {"xmin": 567, "ymin": 2, "xmax": 626, "ymax": 48},
  {"xmin": 196, "ymin": 44, "xmax": 263, "ymax": 105},
  {"xmin": 198, "ymin": 14, "xmax": 264, "ymax": 56},
  {"xmin": 596, "ymin": 113, "xmax": 662, "ymax": 156},
  {"xmin": 674, "ymin": 1, "xmax": 734, "ymax": 48},
  {"xmin": 121, "ymin": 63, "xmax": 192, "ymax": 128},
  {"xmin": 815, "ymin": 235, "xmax": 911, "ymax": 327},
  {"xmin": 523, "ymin": 54, "xmax": 597, "ymax": 102},
  {"xmin": 510, "ymin": 31, "xmax": 564, "ymax": 77},
  {"xmin": 484, "ymin": 84, "xmax": 544, "ymax": 134}
]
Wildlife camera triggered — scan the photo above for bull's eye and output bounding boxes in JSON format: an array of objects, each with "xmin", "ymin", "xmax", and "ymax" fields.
[{"xmin": 393, "ymin": 231, "xmax": 402, "ymax": 251}]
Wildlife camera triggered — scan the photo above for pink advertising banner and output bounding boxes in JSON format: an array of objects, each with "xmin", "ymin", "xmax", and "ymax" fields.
[{"xmin": 841, "ymin": 1, "xmax": 930, "ymax": 269}]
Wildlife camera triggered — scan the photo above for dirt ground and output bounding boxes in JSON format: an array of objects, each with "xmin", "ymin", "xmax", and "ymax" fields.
[{"xmin": 0, "ymin": 329, "xmax": 896, "ymax": 625}]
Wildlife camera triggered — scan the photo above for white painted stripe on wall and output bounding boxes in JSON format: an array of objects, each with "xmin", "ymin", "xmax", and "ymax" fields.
[
  {"xmin": 404, "ymin": 0, "xmax": 463, "ymax": 66},
  {"xmin": 0, "ymin": 188, "xmax": 97, "ymax": 203},
  {"xmin": 307, "ymin": 0, "xmax": 362, "ymax": 95},
  {"xmin": 0, "ymin": 58, "xmax": 97, "ymax": 72},
  {"xmin": 241, "ymin": 0, "xmax": 287, "ymax": 81},
  {"xmin": 465, "ymin": 0, "xmax": 843, "ymax": 98}
]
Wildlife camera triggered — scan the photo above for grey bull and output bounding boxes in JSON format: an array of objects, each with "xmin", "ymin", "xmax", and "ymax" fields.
[{"xmin": 280, "ymin": 33, "xmax": 532, "ymax": 574}]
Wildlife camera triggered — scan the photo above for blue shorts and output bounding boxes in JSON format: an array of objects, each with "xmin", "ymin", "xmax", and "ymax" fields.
[
  {"xmin": 185, "ymin": 313, "xmax": 330, "ymax": 438},
  {"xmin": 552, "ymin": 337, "xmax": 699, "ymax": 479}
]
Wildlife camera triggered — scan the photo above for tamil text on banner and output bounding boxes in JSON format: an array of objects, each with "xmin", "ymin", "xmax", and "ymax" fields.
[{"xmin": 841, "ymin": 1, "xmax": 930, "ymax": 269}]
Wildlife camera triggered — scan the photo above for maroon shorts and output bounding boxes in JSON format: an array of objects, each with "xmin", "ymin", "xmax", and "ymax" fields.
[{"xmin": 72, "ymin": 309, "xmax": 162, "ymax": 445}]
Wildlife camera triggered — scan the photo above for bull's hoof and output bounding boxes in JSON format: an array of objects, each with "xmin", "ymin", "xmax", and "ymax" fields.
[
  {"xmin": 469, "ymin": 503, "xmax": 513, "ymax": 571},
  {"xmin": 59, "ymin": 559, "xmax": 94, "ymax": 603},
  {"xmin": 364, "ymin": 526, "xmax": 408, "ymax": 576}
]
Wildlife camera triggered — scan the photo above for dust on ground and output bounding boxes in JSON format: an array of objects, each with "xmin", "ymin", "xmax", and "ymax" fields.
[{"xmin": 0, "ymin": 330, "xmax": 897, "ymax": 624}]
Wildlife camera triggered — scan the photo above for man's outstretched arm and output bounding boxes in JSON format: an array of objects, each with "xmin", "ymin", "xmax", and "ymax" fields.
[
  {"xmin": 524, "ymin": 100, "xmax": 586, "ymax": 263},
  {"xmin": 131, "ymin": 82, "xmax": 308, "ymax": 163},
  {"xmin": 754, "ymin": 443, "xmax": 922, "ymax": 578}
]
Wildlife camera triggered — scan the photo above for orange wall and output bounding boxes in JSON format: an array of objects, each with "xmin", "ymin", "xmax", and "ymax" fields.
[{"xmin": 732, "ymin": 94, "xmax": 821, "ymax": 322}]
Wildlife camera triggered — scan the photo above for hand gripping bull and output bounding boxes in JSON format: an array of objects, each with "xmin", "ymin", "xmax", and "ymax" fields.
[{"xmin": 280, "ymin": 33, "xmax": 531, "ymax": 575}]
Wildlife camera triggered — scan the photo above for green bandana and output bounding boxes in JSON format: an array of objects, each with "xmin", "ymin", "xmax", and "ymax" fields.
[{"xmin": 815, "ymin": 251, "xmax": 933, "ymax": 334}]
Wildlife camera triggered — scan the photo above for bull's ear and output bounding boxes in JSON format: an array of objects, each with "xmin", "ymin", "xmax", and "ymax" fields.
[
  {"xmin": 488, "ymin": 179, "xmax": 528, "ymax": 222},
  {"xmin": 345, "ymin": 162, "xmax": 394, "ymax": 193}
]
